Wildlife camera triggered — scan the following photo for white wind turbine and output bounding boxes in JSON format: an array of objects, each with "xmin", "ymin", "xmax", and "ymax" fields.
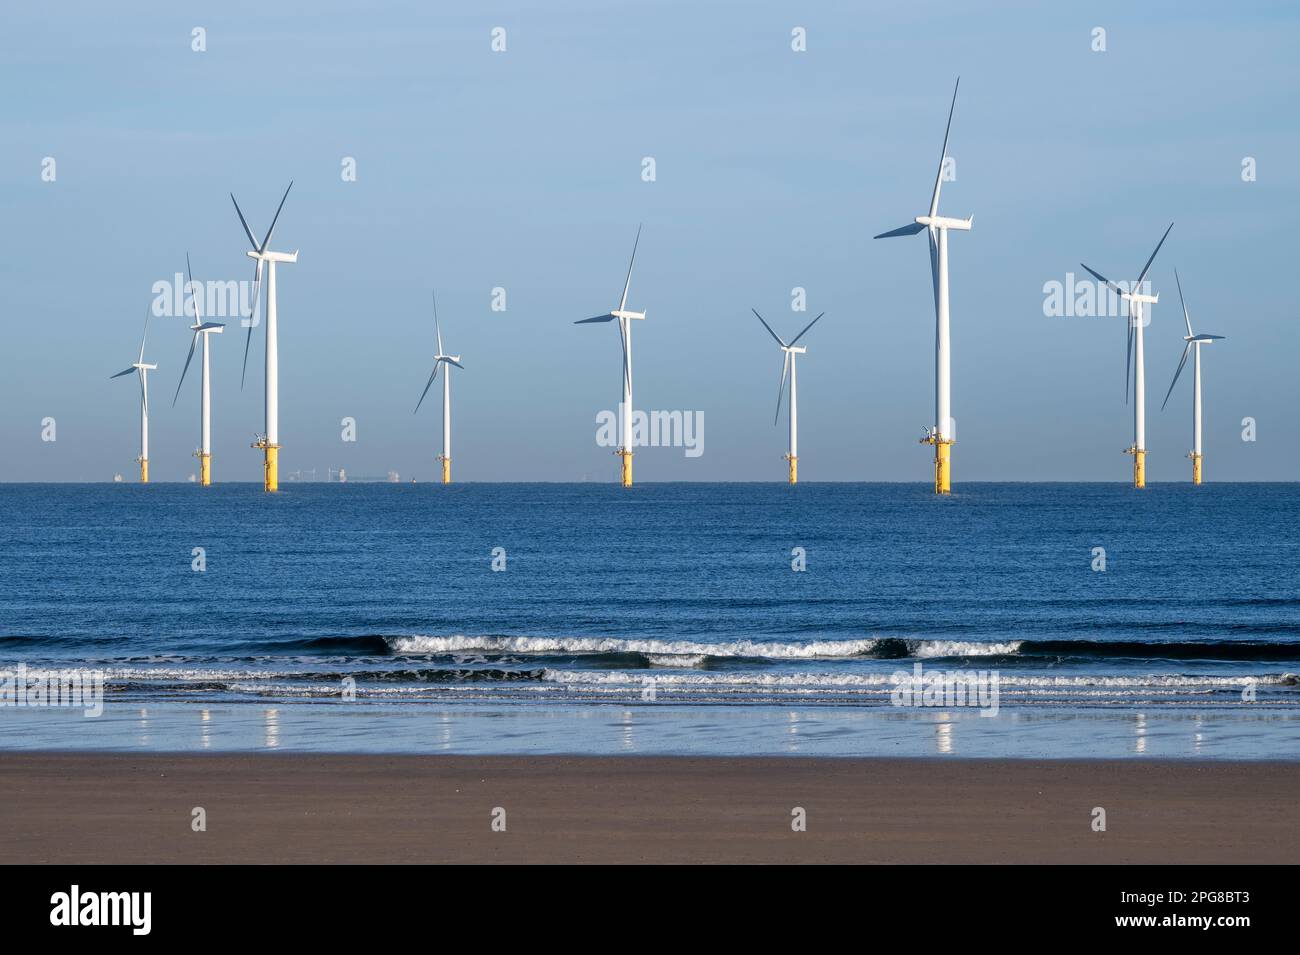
[
  {"xmin": 874, "ymin": 78, "xmax": 971, "ymax": 495},
  {"xmin": 231, "ymin": 181, "xmax": 296, "ymax": 492},
  {"xmin": 413, "ymin": 292, "xmax": 464, "ymax": 484},
  {"xmin": 1161, "ymin": 268, "xmax": 1224, "ymax": 486},
  {"xmin": 110, "ymin": 308, "xmax": 158, "ymax": 484},
  {"xmin": 575, "ymin": 224, "xmax": 645, "ymax": 487},
  {"xmin": 172, "ymin": 253, "xmax": 225, "ymax": 486},
  {"xmin": 1081, "ymin": 222, "xmax": 1173, "ymax": 489},
  {"xmin": 752, "ymin": 309, "xmax": 825, "ymax": 484}
]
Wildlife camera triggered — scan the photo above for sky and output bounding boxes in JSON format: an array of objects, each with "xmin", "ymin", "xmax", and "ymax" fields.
[{"xmin": 2, "ymin": 0, "xmax": 1297, "ymax": 482}]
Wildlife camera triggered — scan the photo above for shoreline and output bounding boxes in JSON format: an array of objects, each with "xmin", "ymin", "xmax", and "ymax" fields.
[{"xmin": 2, "ymin": 752, "xmax": 1297, "ymax": 864}]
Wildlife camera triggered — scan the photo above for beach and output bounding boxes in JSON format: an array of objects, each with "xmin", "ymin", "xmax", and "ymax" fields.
[{"xmin": 2, "ymin": 753, "xmax": 1297, "ymax": 864}]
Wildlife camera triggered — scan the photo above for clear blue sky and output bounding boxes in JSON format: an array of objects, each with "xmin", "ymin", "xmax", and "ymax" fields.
[{"xmin": 2, "ymin": 1, "xmax": 1297, "ymax": 481}]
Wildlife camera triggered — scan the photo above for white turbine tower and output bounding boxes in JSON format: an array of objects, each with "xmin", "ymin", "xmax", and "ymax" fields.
[
  {"xmin": 232, "ymin": 182, "xmax": 296, "ymax": 492},
  {"xmin": 172, "ymin": 253, "xmax": 225, "ymax": 486},
  {"xmin": 413, "ymin": 292, "xmax": 464, "ymax": 485},
  {"xmin": 874, "ymin": 78, "xmax": 971, "ymax": 495},
  {"xmin": 752, "ymin": 309, "xmax": 824, "ymax": 484},
  {"xmin": 1081, "ymin": 222, "xmax": 1173, "ymax": 489},
  {"xmin": 575, "ymin": 224, "xmax": 645, "ymax": 487},
  {"xmin": 1161, "ymin": 268, "xmax": 1224, "ymax": 486},
  {"xmin": 110, "ymin": 308, "xmax": 157, "ymax": 484}
]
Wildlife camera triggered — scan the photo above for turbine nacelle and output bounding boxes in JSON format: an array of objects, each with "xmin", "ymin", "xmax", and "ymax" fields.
[
  {"xmin": 914, "ymin": 214, "xmax": 973, "ymax": 231},
  {"xmin": 247, "ymin": 249, "xmax": 299, "ymax": 264},
  {"xmin": 611, "ymin": 309, "xmax": 646, "ymax": 321}
]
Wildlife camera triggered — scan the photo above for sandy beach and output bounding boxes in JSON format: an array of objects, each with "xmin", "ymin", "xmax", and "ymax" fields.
[{"xmin": 1, "ymin": 753, "xmax": 1296, "ymax": 864}]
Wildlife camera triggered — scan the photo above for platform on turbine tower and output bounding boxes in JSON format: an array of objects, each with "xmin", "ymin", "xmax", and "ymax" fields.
[
  {"xmin": 252, "ymin": 438, "xmax": 281, "ymax": 492},
  {"xmin": 1124, "ymin": 446, "xmax": 1146, "ymax": 489},
  {"xmin": 920, "ymin": 434, "xmax": 953, "ymax": 495}
]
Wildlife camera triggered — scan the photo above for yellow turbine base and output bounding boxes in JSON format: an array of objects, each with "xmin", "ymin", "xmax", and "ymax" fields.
[
  {"xmin": 264, "ymin": 445, "xmax": 279, "ymax": 493},
  {"xmin": 1132, "ymin": 449, "xmax": 1146, "ymax": 489},
  {"xmin": 199, "ymin": 453, "xmax": 211, "ymax": 487},
  {"xmin": 619, "ymin": 450, "xmax": 633, "ymax": 488},
  {"xmin": 441, "ymin": 457, "xmax": 451, "ymax": 485},
  {"xmin": 923, "ymin": 440, "xmax": 952, "ymax": 495},
  {"xmin": 787, "ymin": 455, "xmax": 798, "ymax": 485},
  {"xmin": 140, "ymin": 458, "xmax": 149, "ymax": 484},
  {"xmin": 1191, "ymin": 453, "xmax": 1203, "ymax": 486}
]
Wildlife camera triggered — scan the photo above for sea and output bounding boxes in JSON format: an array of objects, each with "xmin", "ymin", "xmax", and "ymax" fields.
[{"xmin": 1, "ymin": 482, "xmax": 1297, "ymax": 758}]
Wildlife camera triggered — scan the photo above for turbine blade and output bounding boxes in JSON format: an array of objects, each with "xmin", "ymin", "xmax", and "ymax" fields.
[
  {"xmin": 140, "ymin": 370, "xmax": 149, "ymax": 417},
  {"xmin": 1134, "ymin": 221, "xmax": 1174, "ymax": 289},
  {"xmin": 775, "ymin": 352, "xmax": 790, "ymax": 425},
  {"xmin": 413, "ymin": 365, "xmax": 439, "ymax": 413},
  {"xmin": 751, "ymin": 309, "xmax": 787, "ymax": 348},
  {"xmin": 241, "ymin": 326, "xmax": 254, "ymax": 390},
  {"xmin": 788, "ymin": 311, "xmax": 825, "ymax": 347},
  {"xmin": 929, "ymin": 77, "xmax": 959, "ymax": 218},
  {"xmin": 619, "ymin": 319, "xmax": 631, "ymax": 395},
  {"xmin": 575, "ymin": 314, "xmax": 616, "ymax": 324},
  {"xmin": 1161, "ymin": 343, "xmax": 1192, "ymax": 411},
  {"xmin": 241, "ymin": 259, "xmax": 263, "ymax": 390},
  {"xmin": 618, "ymin": 224, "xmax": 642, "ymax": 315},
  {"xmin": 110, "ymin": 367, "xmax": 136, "ymax": 379},
  {"xmin": 1080, "ymin": 263, "xmax": 1125, "ymax": 297},
  {"xmin": 1174, "ymin": 267, "xmax": 1193, "ymax": 338},
  {"xmin": 874, "ymin": 222, "xmax": 926, "ymax": 239},
  {"xmin": 138, "ymin": 305, "xmax": 151, "ymax": 364},
  {"xmin": 172, "ymin": 331, "xmax": 199, "ymax": 406},
  {"xmin": 433, "ymin": 291, "xmax": 444, "ymax": 356},
  {"xmin": 231, "ymin": 193, "xmax": 258, "ymax": 250},
  {"xmin": 442, "ymin": 357, "xmax": 465, "ymax": 370},
  {"xmin": 260, "ymin": 181, "xmax": 293, "ymax": 252},
  {"xmin": 1125, "ymin": 314, "xmax": 1134, "ymax": 405},
  {"xmin": 185, "ymin": 251, "xmax": 202, "ymax": 324}
]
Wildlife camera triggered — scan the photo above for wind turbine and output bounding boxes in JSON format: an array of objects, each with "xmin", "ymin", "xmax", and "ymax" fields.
[
  {"xmin": 752, "ymin": 309, "xmax": 824, "ymax": 484},
  {"xmin": 874, "ymin": 78, "xmax": 971, "ymax": 495},
  {"xmin": 110, "ymin": 307, "xmax": 158, "ymax": 483},
  {"xmin": 575, "ymin": 224, "xmax": 645, "ymax": 487},
  {"xmin": 1161, "ymin": 268, "xmax": 1224, "ymax": 486},
  {"xmin": 413, "ymin": 292, "xmax": 464, "ymax": 484},
  {"xmin": 1081, "ymin": 222, "xmax": 1173, "ymax": 489},
  {"xmin": 172, "ymin": 253, "xmax": 225, "ymax": 486},
  {"xmin": 231, "ymin": 181, "xmax": 296, "ymax": 492}
]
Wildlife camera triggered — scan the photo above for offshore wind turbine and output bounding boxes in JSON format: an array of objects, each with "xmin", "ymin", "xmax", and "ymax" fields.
[
  {"xmin": 1081, "ymin": 222, "xmax": 1173, "ymax": 489},
  {"xmin": 110, "ymin": 308, "xmax": 157, "ymax": 483},
  {"xmin": 413, "ymin": 293, "xmax": 464, "ymax": 484},
  {"xmin": 172, "ymin": 254, "xmax": 225, "ymax": 486},
  {"xmin": 231, "ymin": 182, "xmax": 296, "ymax": 492},
  {"xmin": 575, "ymin": 225, "xmax": 645, "ymax": 488},
  {"xmin": 752, "ymin": 309, "xmax": 825, "ymax": 484},
  {"xmin": 874, "ymin": 78, "xmax": 971, "ymax": 495},
  {"xmin": 1161, "ymin": 269, "xmax": 1225, "ymax": 486}
]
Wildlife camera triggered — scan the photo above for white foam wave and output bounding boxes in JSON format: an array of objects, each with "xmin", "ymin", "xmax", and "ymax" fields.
[{"xmin": 388, "ymin": 634, "xmax": 886, "ymax": 659}]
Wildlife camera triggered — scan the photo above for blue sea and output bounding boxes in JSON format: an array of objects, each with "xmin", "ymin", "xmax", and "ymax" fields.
[{"xmin": 1, "ymin": 483, "xmax": 1297, "ymax": 758}]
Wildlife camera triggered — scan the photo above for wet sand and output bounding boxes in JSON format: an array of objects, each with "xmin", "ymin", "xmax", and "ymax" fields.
[{"xmin": 1, "ymin": 753, "xmax": 1296, "ymax": 864}]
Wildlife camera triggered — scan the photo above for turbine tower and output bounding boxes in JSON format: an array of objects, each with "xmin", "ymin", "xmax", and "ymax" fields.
[
  {"xmin": 172, "ymin": 254, "xmax": 225, "ymax": 486},
  {"xmin": 576, "ymin": 225, "xmax": 645, "ymax": 487},
  {"xmin": 1161, "ymin": 268, "xmax": 1224, "ymax": 486},
  {"xmin": 232, "ymin": 182, "xmax": 296, "ymax": 492},
  {"xmin": 1081, "ymin": 222, "xmax": 1173, "ymax": 489},
  {"xmin": 110, "ymin": 308, "xmax": 157, "ymax": 483},
  {"xmin": 752, "ymin": 309, "xmax": 824, "ymax": 484},
  {"xmin": 414, "ymin": 292, "xmax": 464, "ymax": 484},
  {"xmin": 874, "ymin": 78, "xmax": 971, "ymax": 495}
]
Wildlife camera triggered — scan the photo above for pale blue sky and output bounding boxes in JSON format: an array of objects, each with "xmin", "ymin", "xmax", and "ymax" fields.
[{"xmin": 2, "ymin": 1, "xmax": 1297, "ymax": 481}]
